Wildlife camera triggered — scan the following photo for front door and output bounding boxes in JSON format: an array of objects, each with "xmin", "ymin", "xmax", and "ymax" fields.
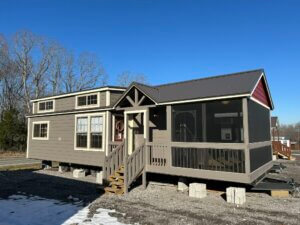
[{"xmin": 125, "ymin": 112, "xmax": 145, "ymax": 155}]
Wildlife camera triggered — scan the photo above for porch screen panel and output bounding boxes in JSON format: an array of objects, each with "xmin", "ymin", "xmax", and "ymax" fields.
[
  {"xmin": 250, "ymin": 145, "xmax": 272, "ymax": 172},
  {"xmin": 248, "ymin": 100, "xmax": 271, "ymax": 143},
  {"xmin": 172, "ymin": 147, "xmax": 245, "ymax": 173},
  {"xmin": 172, "ymin": 103, "xmax": 203, "ymax": 142},
  {"xmin": 206, "ymin": 99, "xmax": 243, "ymax": 143},
  {"xmin": 172, "ymin": 99, "xmax": 243, "ymax": 143}
]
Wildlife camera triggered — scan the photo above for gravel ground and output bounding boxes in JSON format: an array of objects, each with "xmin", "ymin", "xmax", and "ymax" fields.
[{"xmin": 0, "ymin": 159, "xmax": 300, "ymax": 225}]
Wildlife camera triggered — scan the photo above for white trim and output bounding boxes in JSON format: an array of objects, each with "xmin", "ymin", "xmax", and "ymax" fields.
[
  {"xmin": 74, "ymin": 112, "xmax": 106, "ymax": 152},
  {"xmin": 112, "ymin": 115, "xmax": 115, "ymax": 142},
  {"xmin": 32, "ymin": 121, "xmax": 50, "ymax": 140},
  {"xmin": 250, "ymin": 72, "xmax": 274, "ymax": 109},
  {"xmin": 37, "ymin": 100, "xmax": 55, "ymax": 113},
  {"xmin": 75, "ymin": 92, "xmax": 100, "ymax": 109},
  {"xmin": 250, "ymin": 73, "xmax": 264, "ymax": 96},
  {"xmin": 105, "ymin": 111, "xmax": 109, "ymax": 156},
  {"xmin": 124, "ymin": 109, "xmax": 147, "ymax": 139},
  {"xmin": 30, "ymin": 87, "xmax": 126, "ymax": 103},
  {"xmin": 106, "ymin": 91, "xmax": 110, "ymax": 106},
  {"xmin": 27, "ymin": 107, "xmax": 113, "ymax": 118},
  {"xmin": 32, "ymin": 103, "xmax": 35, "ymax": 114},
  {"xmin": 158, "ymin": 94, "xmax": 250, "ymax": 105},
  {"xmin": 26, "ymin": 118, "xmax": 30, "ymax": 158},
  {"xmin": 250, "ymin": 97, "xmax": 271, "ymax": 109},
  {"xmin": 113, "ymin": 84, "xmax": 158, "ymax": 109}
]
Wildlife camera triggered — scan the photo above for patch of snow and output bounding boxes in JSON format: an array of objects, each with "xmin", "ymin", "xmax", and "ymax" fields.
[{"xmin": 0, "ymin": 195, "xmax": 129, "ymax": 225}]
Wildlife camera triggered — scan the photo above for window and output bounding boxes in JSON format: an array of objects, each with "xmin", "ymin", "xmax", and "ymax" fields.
[
  {"xmin": 38, "ymin": 101, "xmax": 54, "ymax": 112},
  {"xmin": 32, "ymin": 122, "xmax": 49, "ymax": 140},
  {"xmin": 76, "ymin": 94, "xmax": 99, "ymax": 108},
  {"xmin": 172, "ymin": 99, "xmax": 244, "ymax": 143},
  {"xmin": 76, "ymin": 117, "xmax": 88, "ymax": 148},
  {"xmin": 75, "ymin": 113, "xmax": 105, "ymax": 151},
  {"xmin": 90, "ymin": 116, "xmax": 103, "ymax": 149}
]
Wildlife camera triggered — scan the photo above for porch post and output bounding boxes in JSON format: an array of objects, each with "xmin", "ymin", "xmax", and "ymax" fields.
[
  {"xmin": 106, "ymin": 111, "xmax": 112, "ymax": 156},
  {"xmin": 243, "ymin": 98, "xmax": 250, "ymax": 174},
  {"xmin": 124, "ymin": 113, "xmax": 128, "ymax": 194},
  {"xmin": 166, "ymin": 105, "xmax": 172, "ymax": 167},
  {"xmin": 143, "ymin": 108, "xmax": 149, "ymax": 189}
]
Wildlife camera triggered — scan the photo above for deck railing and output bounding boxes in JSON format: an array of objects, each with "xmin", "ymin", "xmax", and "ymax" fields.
[
  {"xmin": 272, "ymin": 141, "xmax": 292, "ymax": 159},
  {"xmin": 108, "ymin": 141, "xmax": 122, "ymax": 154},
  {"xmin": 146, "ymin": 143, "xmax": 168, "ymax": 167},
  {"xmin": 104, "ymin": 140, "xmax": 125, "ymax": 179}
]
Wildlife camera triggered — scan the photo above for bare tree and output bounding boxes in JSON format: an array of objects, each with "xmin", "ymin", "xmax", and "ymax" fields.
[
  {"xmin": 62, "ymin": 52, "xmax": 106, "ymax": 92},
  {"xmin": 116, "ymin": 71, "xmax": 148, "ymax": 87},
  {"xmin": 13, "ymin": 30, "xmax": 35, "ymax": 113}
]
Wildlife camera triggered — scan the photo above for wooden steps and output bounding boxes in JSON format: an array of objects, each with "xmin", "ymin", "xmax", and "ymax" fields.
[{"xmin": 104, "ymin": 165, "xmax": 125, "ymax": 195}]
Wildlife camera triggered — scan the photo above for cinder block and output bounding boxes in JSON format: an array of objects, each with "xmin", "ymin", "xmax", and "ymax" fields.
[
  {"xmin": 178, "ymin": 177, "xmax": 188, "ymax": 192},
  {"xmin": 59, "ymin": 165, "xmax": 69, "ymax": 173},
  {"xmin": 96, "ymin": 171, "xmax": 103, "ymax": 184},
  {"xmin": 226, "ymin": 187, "xmax": 246, "ymax": 205},
  {"xmin": 189, "ymin": 183, "xmax": 206, "ymax": 198},
  {"xmin": 271, "ymin": 190, "xmax": 289, "ymax": 198},
  {"xmin": 73, "ymin": 169, "xmax": 86, "ymax": 178}
]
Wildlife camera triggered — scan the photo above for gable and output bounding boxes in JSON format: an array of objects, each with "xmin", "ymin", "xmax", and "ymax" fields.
[
  {"xmin": 251, "ymin": 77, "xmax": 272, "ymax": 108},
  {"xmin": 114, "ymin": 85, "xmax": 157, "ymax": 109}
]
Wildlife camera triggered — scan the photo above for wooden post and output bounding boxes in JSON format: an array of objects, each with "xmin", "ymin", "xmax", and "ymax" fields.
[
  {"xmin": 124, "ymin": 137, "xmax": 128, "ymax": 194},
  {"xmin": 166, "ymin": 105, "xmax": 172, "ymax": 166},
  {"xmin": 142, "ymin": 169, "xmax": 147, "ymax": 189},
  {"xmin": 243, "ymin": 98, "xmax": 250, "ymax": 174}
]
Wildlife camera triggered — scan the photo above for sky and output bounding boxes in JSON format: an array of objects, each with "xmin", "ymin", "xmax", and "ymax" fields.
[{"xmin": 0, "ymin": 0, "xmax": 299, "ymax": 124}]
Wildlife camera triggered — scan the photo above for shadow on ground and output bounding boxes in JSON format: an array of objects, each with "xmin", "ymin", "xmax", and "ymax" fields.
[{"xmin": 0, "ymin": 169, "xmax": 102, "ymax": 204}]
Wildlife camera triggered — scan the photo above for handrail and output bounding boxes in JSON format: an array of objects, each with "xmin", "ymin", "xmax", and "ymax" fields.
[
  {"xmin": 104, "ymin": 140, "xmax": 125, "ymax": 179},
  {"xmin": 272, "ymin": 141, "xmax": 292, "ymax": 159},
  {"xmin": 125, "ymin": 142, "xmax": 146, "ymax": 188}
]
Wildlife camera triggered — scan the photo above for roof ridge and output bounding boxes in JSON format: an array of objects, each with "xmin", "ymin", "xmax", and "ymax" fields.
[
  {"xmin": 154, "ymin": 69, "xmax": 264, "ymax": 88},
  {"xmin": 133, "ymin": 82, "xmax": 159, "ymax": 91}
]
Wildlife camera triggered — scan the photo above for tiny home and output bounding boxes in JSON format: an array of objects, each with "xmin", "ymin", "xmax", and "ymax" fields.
[{"xmin": 27, "ymin": 69, "xmax": 274, "ymax": 193}]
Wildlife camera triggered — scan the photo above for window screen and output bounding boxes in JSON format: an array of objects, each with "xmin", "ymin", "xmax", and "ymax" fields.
[
  {"xmin": 77, "ymin": 94, "xmax": 98, "ymax": 107},
  {"xmin": 39, "ymin": 101, "xmax": 53, "ymax": 111},
  {"xmin": 172, "ymin": 99, "xmax": 243, "ymax": 143},
  {"xmin": 248, "ymin": 100, "xmax": 271, "ymax": 143}
]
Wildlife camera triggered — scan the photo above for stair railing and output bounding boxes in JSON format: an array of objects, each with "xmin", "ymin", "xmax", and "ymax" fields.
[
  {"xmin": 104, "ymin": 140, "xmax": 125, "ymax": 179},
  {"xmin": 125, "ymin": 140, "xmax": 146, "ymax": 190}
]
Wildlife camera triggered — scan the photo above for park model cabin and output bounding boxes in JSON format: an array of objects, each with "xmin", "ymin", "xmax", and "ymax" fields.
[{"xmin": 27, "ymin": 69, "xmax": 274, "ymax": 191}]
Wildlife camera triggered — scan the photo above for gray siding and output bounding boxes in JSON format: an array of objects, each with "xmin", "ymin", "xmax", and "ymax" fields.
[
  {"xmin": 33, "ymin": 91, "xmax": 110, "ymax": 114},
  {"xmin": 55, "ymin": 96, "xmax": 75, "ymax": 111},
  {"xmin": 100, "ymin": 92, "xmax": 106, "ymax": 107},
  {"xmin": 110, "ymin": 91, "xmax": 123, "ymax": 106},
  {"xmin": 28, "ymin": 114, "xmax": 105, "ymax": 167}
]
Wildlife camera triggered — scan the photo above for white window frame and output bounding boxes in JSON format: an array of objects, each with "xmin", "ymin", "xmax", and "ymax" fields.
[
  {"xmin": 74, "ymin": 112, "xmax": 106, "ymax": 151},
  {"xmin": 37, "ymin": 100, "xmax": 55, "ymax": 113},
  {"xmin": 75, "ymin": 92, "xmax": 100, "ymax": 109},
  {"xmin": 32, "ymin": 121, "xmax": 50, "ymax": 140}
]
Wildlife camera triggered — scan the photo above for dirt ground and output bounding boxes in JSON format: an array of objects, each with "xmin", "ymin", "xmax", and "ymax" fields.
[
  {"xmin": 0, "ymin": 158, "xmax": 300, "ymax": 225},
  {"xmin": 0, "ymin": 151, "xmax": 25, "ymax": 159}
]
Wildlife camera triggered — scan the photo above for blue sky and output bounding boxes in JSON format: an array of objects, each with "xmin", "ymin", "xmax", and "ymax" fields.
[{"xmin": 0, "ymin": 0, "xmax": 299, "ymax": 124}]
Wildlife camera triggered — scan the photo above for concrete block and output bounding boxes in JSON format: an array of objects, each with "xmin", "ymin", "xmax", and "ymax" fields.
[
  {"xmin": 58, "ymin": 165, "xmax": 69, "ymax": 173},
  {"xmin": 271, "ymin": 190, "xmax": 289, "ymax": 198},
  {"xmin": 178, "ymin": 177, "xmax": 188, "ymax": 192},
  {"xmin": 73, "ymin": 169, "xmax": 86, "ymax": 178},
  {"xmin": 96, "ymin": 171, "xmax": 103, "ymax": 184},
  {"xmin": 189, "ymin": 183, "xmax": 206, "ymax": 198},
  {"xmin": 226, "ymin": 187, "xmax": 246, "ymax": 205}
]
